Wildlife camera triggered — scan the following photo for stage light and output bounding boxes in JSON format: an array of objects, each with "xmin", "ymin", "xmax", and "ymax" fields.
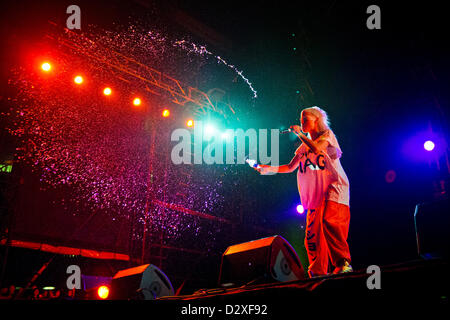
[
  {"xmin": 74, "ymin": 76, "xmax": 83, "ymax": 84},
  {"xmin": 133, "ymin": 98, "xmax": 142, "ymax": 106},
  {"xmin": 42, "ymin": 286, "xmax": 55, "ymax": 290},
  {"xmin": 97, "ymin": 285, "xmax": 109, "ymax": 299},
  {"xmin": 103, "ymin": 87, "xmax": 112, "ymax": 96},
  {"xmin": 186, "ymin": 119, "xmax": 194, "ymax": 127},
  {"xmin": 162, "ymin": 109, "xmax": 170, "ymax": 117},
  {"xmin": 41, "ymin": 62, "xmax": 51, "ymax": 72},
  {"xmin": 205, "ymin": 124, "xmax": 216, "ymax": 134},
  {"xmin": 296, "ymin": 204, "xmax": 304, "ymax": 214},
  {"xmin": 402, "ymin": 131, "xmax": 446, "ymax": 162},
  {"xmin": 221, "ymin": 131, "xmax": 230, "ymax": 140},
  {"xmin": 204, "ymin": 124, "xmax": 216, "ymax": 140},
  {"xmin": 424, "ymin": 140, "xmax": 435, "ymax": 151},
  {"xmin": 221, "ymin": 129, "xmax": 234, "ymax": 141}
]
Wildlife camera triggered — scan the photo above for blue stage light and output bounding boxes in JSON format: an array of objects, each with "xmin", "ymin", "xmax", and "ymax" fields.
[{"xmin": 424, "ymin": 140, "xmax": 435, "ymax": 151}]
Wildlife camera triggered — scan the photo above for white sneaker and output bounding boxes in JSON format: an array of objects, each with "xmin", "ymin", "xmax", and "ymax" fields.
[{"xmin": 333, "ymin": 260, "xmax": 353, "ymax": 274}]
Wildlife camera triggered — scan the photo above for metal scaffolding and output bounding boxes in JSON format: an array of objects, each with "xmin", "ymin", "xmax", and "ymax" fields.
[{"xmin": 46, "ymin": 21, "xmax": 238, "ymax": 120}]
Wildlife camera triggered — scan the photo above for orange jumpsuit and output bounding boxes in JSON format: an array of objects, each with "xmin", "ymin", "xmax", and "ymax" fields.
[{"xmin": 295, "ymin": 129, "xmax": 351, "ymax": 277}]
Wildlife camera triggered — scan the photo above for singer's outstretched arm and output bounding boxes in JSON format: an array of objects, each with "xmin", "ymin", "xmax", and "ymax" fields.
[{"xmin": 259, "ymin": 152, "xmax": 301, "ymax": 174}]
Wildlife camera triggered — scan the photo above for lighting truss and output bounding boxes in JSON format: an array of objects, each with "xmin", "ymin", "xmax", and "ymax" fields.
[{"xmin": 45, "ymin": 21, "xmax": 238, "ymax": 120}]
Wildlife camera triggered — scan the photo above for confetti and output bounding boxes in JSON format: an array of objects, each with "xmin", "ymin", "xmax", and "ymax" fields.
[{"xmin": 4, "ymin": 22, "xmax": 259, "ymax": 248}]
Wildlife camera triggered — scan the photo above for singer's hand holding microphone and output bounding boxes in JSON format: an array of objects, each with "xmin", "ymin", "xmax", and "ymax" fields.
[
  {"xmin": 246, "ymin": 158, "xmax": 272, "ymax": 175},
  {"xmin": 280, "ymin": 125, "xmax": 303, "ymax": 135},
  {"xmin": 289, "ymin": 125, "xmax": 302, "ymax": 134}
]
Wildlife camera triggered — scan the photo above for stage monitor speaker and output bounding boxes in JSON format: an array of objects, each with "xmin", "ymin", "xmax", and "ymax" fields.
[
  {"xmin": 218, "ymin": 235, "xmax": 305, "ymax": 287},
  {"xmin": 414, "ymin": 197, "xmax": 450, "ymax": 259},
  {"xmin": 110, "ymin": 264, "xmax": 174, "ymax": 300}
]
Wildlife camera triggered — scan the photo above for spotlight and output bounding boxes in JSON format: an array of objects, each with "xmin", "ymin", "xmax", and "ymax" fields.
[
  {"xmin": 296, "ymin": 204, "xmax": 304, "ymax": 214},
  {"xmin": 204, "ymin": 124, "xmax": 216, "ymax": 140},
  {"xmin": 162, "ymin": 109, "xmax": 170, "ymax": 117},
  {"xmin": 221, "ymin": 129, "xmax": 234, "ymax": 141},
  {"xmin": 103, "ymin": 87, "xmax": 112, "ymax": 96},
  {"xmin": 74, "ymin": 76, "xmax": 83, "ymax": 84},
  {"xmin": 424, "ymin": 140, "xmax": 435, "ymax": 151},
  {"xmin": 42, "ymin": 286, "xmax": 55, "ymax": 290},
  {"xmin": 97, "ymin": 286, "xmax": 110, "ymax": 299},
  {"xmin": 41, "ymin": 62, "xmax": 51, "ymax": 72},
  {"xmin": 186, "ymin": 119, "xmax": 194, "ymax": 128},
  {"xmin": 133, "ymin": 98, "xmax": 142, "ymax": 106},
  {"xmin": 205, "ymin": 124, "xmax": 216, "ymax": 134}
]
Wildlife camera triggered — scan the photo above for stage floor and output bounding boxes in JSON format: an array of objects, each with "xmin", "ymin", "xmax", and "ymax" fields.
[
  {"xmin": 0, "ymin": 258, "xmax": 447, "ymax": 318},
  {"xmin": 157, "ymin": 258, "xmax": 449, "ymax": 311}
]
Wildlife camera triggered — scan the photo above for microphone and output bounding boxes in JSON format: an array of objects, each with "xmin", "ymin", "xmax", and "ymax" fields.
[
  {"xmin": 245, "ymin": 157, "xmax": 260, "ymax": 169},
  {"xmin": 283, "ymin": 126, "xmax": 306, "ymax": 134}
]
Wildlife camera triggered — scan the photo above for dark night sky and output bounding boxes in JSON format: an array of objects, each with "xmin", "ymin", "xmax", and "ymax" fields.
[{"xmin": 0, "ymin": 0, "xmax": 449, "ymax": 274}]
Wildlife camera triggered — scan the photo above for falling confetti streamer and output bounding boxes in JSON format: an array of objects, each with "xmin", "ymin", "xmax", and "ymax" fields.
[{"xmin": 173, "ymin": 39, "xmax": 258, "ymax": 98}]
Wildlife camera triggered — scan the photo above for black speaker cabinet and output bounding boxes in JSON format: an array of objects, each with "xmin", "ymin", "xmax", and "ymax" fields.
[
  {"xmin": 218, "ymin": 235, "xmax": 305, "ymax": 287},
  {"xmin": 414, "ymin": 197, "xmax": 450, "ymax": 259},
  {"xmin": 110, "ymin": 264, "xmax": 174, "ymax": 300}
]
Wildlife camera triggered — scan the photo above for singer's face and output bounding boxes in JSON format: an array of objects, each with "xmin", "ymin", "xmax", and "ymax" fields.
[{"xmin": 300, "ymin": 113, "xmax": 316, "ymax": 133}]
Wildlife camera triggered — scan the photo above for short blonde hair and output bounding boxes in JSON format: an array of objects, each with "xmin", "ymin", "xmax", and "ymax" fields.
[{"xmin": 301, "ymin": 106, "xmax": 330, "ymax": 132}]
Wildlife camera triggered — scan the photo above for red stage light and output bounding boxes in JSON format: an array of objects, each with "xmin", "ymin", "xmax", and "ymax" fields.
[
  {"xmin": 133, "ymin": 98, "xmax": 142, "ymax": 106},
  {"xmin": 41, "ymin": 62, "xmax": 51, "ymax": 72},
  {"xmin": 103, "ymin": 87, "xmax": 112, "ymax": 96},
  {"xmin": 74, "ymin": 76, "xmax": 83, "ymax": 84},
  {"xmin": 162, "ymin": 109, "xmax": 170, "ymax": 117},
  {"xmin": 97, "ymin": 286, "xmax": 109, "ymax": 299},
  {"xmin": 186, "ymin": 119, "xmax": 194, "ymax": 127}
]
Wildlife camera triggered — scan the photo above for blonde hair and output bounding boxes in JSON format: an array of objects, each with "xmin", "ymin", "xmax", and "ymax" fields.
[{"xmin": 301, "ymin": 106, "xmax": 330, "ymax": 133}]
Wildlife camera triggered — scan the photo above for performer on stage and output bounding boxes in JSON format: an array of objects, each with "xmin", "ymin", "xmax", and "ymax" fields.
[{"xmin": 258, "ymin": 106, "xmax": 352, "ymax": 277}]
